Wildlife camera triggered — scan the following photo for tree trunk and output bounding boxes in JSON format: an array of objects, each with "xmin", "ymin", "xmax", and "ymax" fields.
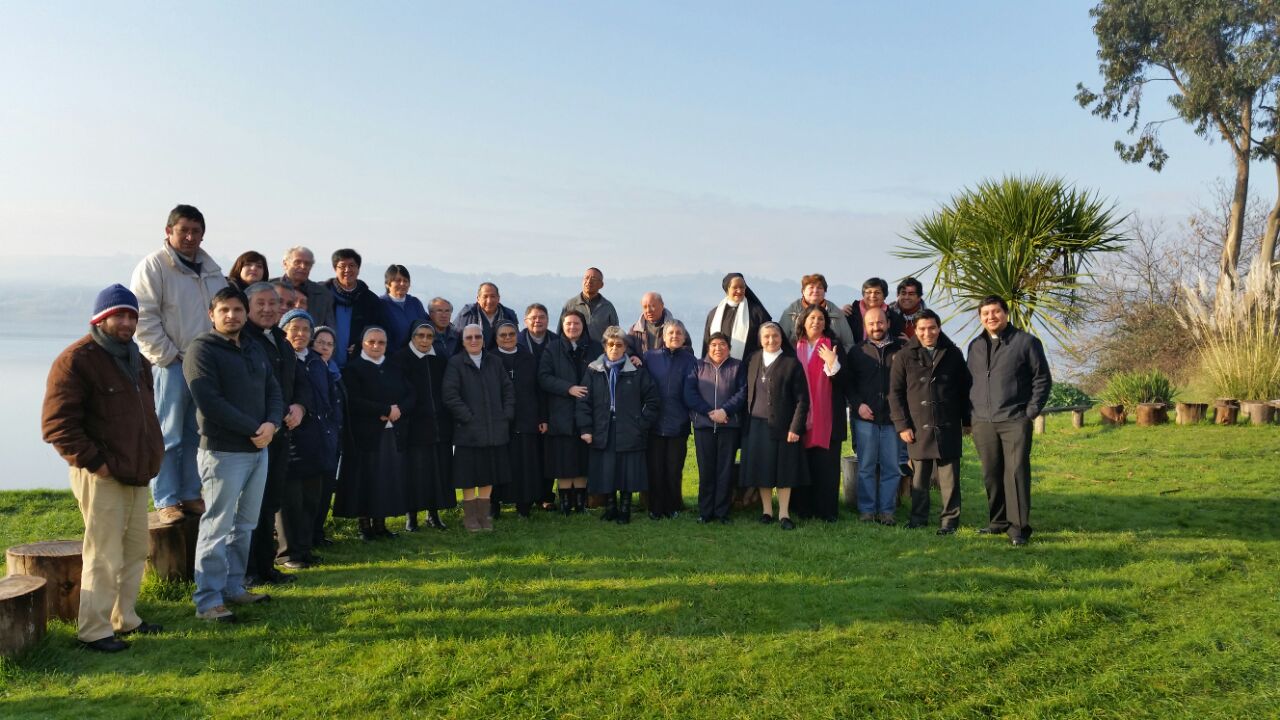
[
  {"xmin": 0, "ymin": 575, "xmax": 47, "ymax": 658},
  {"xmin": 5, "ymin": 540, "xmax": 82, "ymax": 622},
  {"xmin": 1262, "ymin": 156, "xmax": 1280, "ymax": 272},
  {"xmin": 1215, "ymin": 100, "xmax": 1253, "ymax": 304}
]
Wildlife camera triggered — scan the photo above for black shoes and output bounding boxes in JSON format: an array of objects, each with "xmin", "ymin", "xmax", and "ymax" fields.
[
  {"xmin": 977, "ymin": 526, "xmax": 1005, "ymax": 535},
  {"xmin": 906, "ymin": 521, "xmax": 927, "ymax": 529},
  {"xmin": 81, "ymin": 636, "xmax": 129, "ymax": 653},
  {"xmin": 648, "ymin": 511, "xmax": 662, "ymax": 521},
  {"xmin": 600, "ymin": 497, "xmax": 618, "ymax": 522},
  {"xmin": 118, "ymin": 622, "xmax": 162, "ymax": 637},
  {"xmin": 616, "ymin": 493, "xmax": 633, "ymax": 524},
  {"xmin": 425, "ymin": 512, "xmax": 448, "ymax": 530},
  {"xmin": 759, "ymin": 513, "xmax": 775, "ymax": 524},
  {"xmin": 572, "ymin": 488, "xmax": 587, "ymax": 514},
  {"xmin": 1011, "ymin": 537, "xmax": 1028, "ymax": 547},
  {"xmin": 779, "ymin": 517, "xmax": 796, "ymax": 531},
  {"xmin": 936, "ymin": 526, "xmax": 957, "ymax": 536}
]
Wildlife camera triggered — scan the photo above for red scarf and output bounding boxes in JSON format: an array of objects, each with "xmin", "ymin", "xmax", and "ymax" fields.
[{"xmin": 798, "ymin": 336, "xmax": 833, "ymax": 450}]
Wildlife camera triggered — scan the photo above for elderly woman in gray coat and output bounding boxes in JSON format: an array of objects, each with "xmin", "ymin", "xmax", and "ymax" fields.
[{"xmin": 443, "ymin": 323, "xmax": 515, "ymax": 532}]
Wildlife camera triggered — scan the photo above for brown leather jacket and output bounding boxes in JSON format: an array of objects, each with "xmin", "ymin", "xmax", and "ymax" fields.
[{"xmin": 42, "ymin": 335, "xmax": 164, "ymax": 485}]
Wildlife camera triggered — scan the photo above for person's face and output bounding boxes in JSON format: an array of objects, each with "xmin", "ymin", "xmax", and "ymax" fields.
[
  {"xmin": 496, "ymin": 325, "xmax": 518, "ymax": 351},
  {"xmin": 708, "ymin": 338, "xmax": 730, "ymax": 365},
  {"xmin": 604, "ymin": 338, "xmax": 627, "ymax": 362},
  {"xmin": 561, "ymin": 314, "xmax": 583, "ymax": 341},
  {"xmin": 334, "ymin": 258, "xmax": 360, "ymax": 290},
  {"xmin": 525, "ymin": 309, "xmax": 548, "ymax": 336},
  {"xmin": 284, "ymin": 320, "xmax": 312, "ymax": 352},
  {"xmin": 362, "ymin": 331, "xmax": 388, "ymax": 360},
  {"xmin": 430, "ymin": 303, "xmax": 453, "ymax": 331},
  {"xmin": 802, "ymin": 282, "xmax": 826, "ymax": 307},
  {"xmin": 862, "ymin": 286, "xmax": 886, "ymax": 308},
  {"xmin": 981, "ymin": 303, "xmax": 1009, "ymax": 334},
  {"xmin": 759, "ymin": 326, "xmax": 782, "ymax": 353},
  {"xmin": 312, "ymin": 332, "xmax": 335, "ymax": 362},
  {"xmin": 582, "ymin": 269, "xmax": 603, "ymax": 297},
  {"xmin": 387, "ymin": 274, "xmax": 410, "ymax": 299},
  {"xmin": 291, "ymin": 292, "xmax": 308, "ymax": 310},
  {"xmin": 663, "ymin": 324, "xmax": 686, "ymax": 350},
  {"xmin": 915, "ymin": 319, "xmax": 940, "ymax": 348},
  {"xmin": 804, "ymin": 310, "xmax": 826, "ymax": 339},
  {"xmin": 642, "ymin": 295, "xmax": 665, "ymax": 323},
  {"xmin": 864, "ymin": 308, "xmax": 888, "ymax": 341},
  {"xmin": 274, "ymin": 286, "xmax": 296, "ymax": 308},
  {"xmin": 239, "ymin": 262, "xmax": 265, "ymax": 285},
  {"xmin": 462, "ymin": 328, "xmax": 484, "ymax": 354},
  {"xmin": 247, "ymin": 290, "xmax": 281, "ymax": 329},
  {"xmin": 477, "ymin": 285, "xmax": 500, "ymax": 314},
  {"xmin": 165, "ymin": 218, "xmax": 204, "ymax": 258},
  {"xmin": 285, "ymin": 252, "xmax": 314, "ymax": 285},
  {"xmin": 897, "ymin": 285, "xmax": 921, "ymax": 312},
  {"xmin": 412, "ymin": 326, "xmax": 435, "ymax": 353},
  {"xmin": 726, "ymin": 277, "xmax": 746, "ymax": 303},
  {"xmin": 209, "ymin": 299, "xmax": 246, "ymax": 335},
  {"xmin": 99, "ymin": 311, "xmax": 138, "ymax": 344}
]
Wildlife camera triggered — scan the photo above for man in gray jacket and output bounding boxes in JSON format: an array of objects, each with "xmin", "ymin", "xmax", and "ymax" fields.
[{"xmin": 966, "ymin": 295, "xmax": 1051, "ymax": 546}]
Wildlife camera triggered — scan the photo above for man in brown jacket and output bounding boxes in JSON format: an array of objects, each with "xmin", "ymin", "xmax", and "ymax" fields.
[{"xmin": 42, "ymin": 284, "xmax": 165, "ymax": 652}]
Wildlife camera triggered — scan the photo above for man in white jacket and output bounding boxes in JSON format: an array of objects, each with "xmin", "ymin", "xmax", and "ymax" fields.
[{"xmin": 129, "ymin": 205, "xmax": 228, "ymax": 524}]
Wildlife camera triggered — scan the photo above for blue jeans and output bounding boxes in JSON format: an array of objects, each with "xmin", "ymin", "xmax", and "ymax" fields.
[
  {"xmin": 854, "ymin": 420, "xmax": 901, "ymax": 514},
  {"xmin": 152, "ymin": 362, "xmax": 202, "ymax": 509},
  {"xmin": 193, "ymin": 448, "xmax": 268, "ymax": 612}
]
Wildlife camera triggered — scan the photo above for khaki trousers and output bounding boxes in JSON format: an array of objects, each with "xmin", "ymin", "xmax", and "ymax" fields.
[{"xmin": 69, "ymin": 466, "xmax": 149, "ymax": 642}]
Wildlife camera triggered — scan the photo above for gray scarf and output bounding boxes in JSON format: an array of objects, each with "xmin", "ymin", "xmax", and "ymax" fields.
[{"xmin": 91, "ymin": 325, "xmax": 144, "ymax": 389}]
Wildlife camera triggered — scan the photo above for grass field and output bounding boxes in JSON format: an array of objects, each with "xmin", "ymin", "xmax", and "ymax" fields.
[{"xmin": 1, "ymin": 416, "xmax": 1277, "ymax": 719}]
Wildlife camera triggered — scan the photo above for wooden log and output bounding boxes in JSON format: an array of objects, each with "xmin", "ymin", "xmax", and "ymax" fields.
[
  {"xmin": 1033, "ymin": 415, "xmax": 1047, "ymax": 434},
  {"xmin": 841, "ymin": 456, "xmax": 858, "ymax": 510},
  {"xmin": 1071, "ymin": 409, "xmax": 1085, "ymax": 428},
  {"xmin": 1176, "ymin": 402, "xmax": 1208, "ymax": 425},
  {"xmin": 1135, "ymin": 403, "xmax": 1169, "ymax": 427},
  {"xmin": 1099, "ymin": 405, "xmax": 1126, "ymax": 425},
  {"xmin": 0, "ymin": 575, "xmax": 47, "ymax": 658},
  {"xmin": 147, "ymin": 511, "xmax": 200, "ymax": 581},
  {"xmin": 5, "ymin": 540, "xmax": 82, "ymax": 622},
  {"xmin": 1241, "ymin": 401, "xmax": 1275, "ymax": 426},
  {"xmin": 1214, "ymin": 400, "xmax": 1239, "ymax": 426}
]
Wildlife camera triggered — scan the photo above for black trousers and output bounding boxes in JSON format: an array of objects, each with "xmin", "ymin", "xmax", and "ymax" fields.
[
  {"xmin": 277, "ymin": 469, "xmax": 323, "ymax": 562},
  {"xmin": 972, "ymin": 419, "xmax": 1033, "ymax": 540},
  {"xmin": 645, "ymin": 434, "xmax": 687, "ymax": 515},
  {"xmin": 693, "ymin": 428, "xmax": 739, "ymax": 520},
  {"xmin": 249, "ymin": 438, "xmax": 289, "ymax": 577},
  {"xmin": 795, "ymin": 444, "xmax": 840, "ymax": 521},
  {"xmin": 909, "ymin": 458, "xmax": 962, "ymax": 528}
]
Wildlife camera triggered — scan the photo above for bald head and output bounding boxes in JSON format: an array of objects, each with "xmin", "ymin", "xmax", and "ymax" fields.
[
  {"xmin": 863, "ymin": 306, "xmax": 888, "ymax": 342},
  {"xmin": 641, "ymin": 292, "xmax": 665, "ymax": 323}
]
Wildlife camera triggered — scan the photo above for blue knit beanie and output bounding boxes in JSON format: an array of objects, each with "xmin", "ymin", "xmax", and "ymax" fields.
[
  {"xmin": 279, "ymin": 308, "xmax": 315, "ymax": 330},
  {"xmin": 91, "ymin": 284, "xmax": 139, "ymax": 325}
]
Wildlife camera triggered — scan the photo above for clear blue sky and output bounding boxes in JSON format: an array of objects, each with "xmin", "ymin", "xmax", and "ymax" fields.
[{"xmin": 0, "ymin": 1, "xmax": 1254, "ymax": 284}]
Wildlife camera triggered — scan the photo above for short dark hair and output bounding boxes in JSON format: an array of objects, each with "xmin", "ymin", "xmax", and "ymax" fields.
[
  {"xmin": 524, "ymin": 302, "xmax": 549, "ymax": 317},
  {"xmin": 978, "ymin": 295, "xmax": 1009, "ymax": 312},
  {"xmin": 477, "ymin": 282, "xmax": 500, "ymax": 296},
  {"xmin": 385, "ymin": 264, "xmax": 411, "ymax": 287},
  {"xmin": 560, "ymin": 309, "xmax": 587, "ymax": 333},
  {"xmin": 862, "ymin": 277, "xmax": 889, "ymax": 294},
  {"xmin": 167, "ymin": 204, "xmax": 205, "ymax": 231},
  {"xmin": 229, "ymin": 251, "xmax": 267, "ymax": 283},
  {"xmin": 800, "ymin": 273, "xmax": 828, "ymax": 292},
  {"xmin": 707, "ymin": 332, "xmax": 731, "ymax": 346},
  {"xmin": 332, "ymin": 249, "xmax": 362, "ymax": 268},
  {"xmin": 912, "ymin": 309, "xmax": 942, "ymax": 327},
  {"xmin": 209, "ymin": 286, "xmax": 247, "ymax": 311},
  {"xmin": 897, "ymin": 277, "xmax": 923, "ymax": 295}
]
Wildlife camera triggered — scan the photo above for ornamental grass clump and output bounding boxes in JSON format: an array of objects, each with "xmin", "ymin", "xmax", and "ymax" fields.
[
  {"xmin": 1179, "ymin": 257, "xmax": 1280, "ymax": 402},
  {"xmin": 1097, "ymin": 369, "xmax": 1177, "ymax": 407}
]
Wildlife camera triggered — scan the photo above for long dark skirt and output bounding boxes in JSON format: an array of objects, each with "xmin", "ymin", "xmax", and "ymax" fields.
[
  {"xmin": 587, "ymin": 419, "xmax": 648, "ymax": 494},
  {"xmin": 497, "ymin": 432, "xmax": 544, "ymax": 505},
  {"xmin": 453, "ymin": 445, "xmax": 512, "ymax": 489},
  {"xmin": 334, "ymin": 429, "xmax": 409, "ymax": 518},
  {"xmin": 740, "ymin": 416, "xmax": 809, "ymax": 489},
  {"xmin": 646, "ymin": 434, "xmax": 687, "ymax": 514},
  {"xmin": 544, "ymin": 434, "xmax": 588, "ymax": 478},
  {"xmin": 405, "ymin": 442, "xmax": 458, "ymax": 512}
]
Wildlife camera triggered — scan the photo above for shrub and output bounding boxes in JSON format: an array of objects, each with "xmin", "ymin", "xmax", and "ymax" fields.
[
  {"xmin": 1047, "ymin": 382, "xmax": 1093, "ymax": 408},
  {"xmin": 1180, "ymin": 257, "xmax": 1280, "ymax": 401},
  {"xmin": 1097, "ymin": 369, "xmax": 1177, "ymax": 406}
]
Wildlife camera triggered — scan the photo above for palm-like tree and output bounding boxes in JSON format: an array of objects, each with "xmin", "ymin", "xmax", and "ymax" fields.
[{"xmin": 896, "ymin": 175, "xmax": 1129, "ymax": 341}]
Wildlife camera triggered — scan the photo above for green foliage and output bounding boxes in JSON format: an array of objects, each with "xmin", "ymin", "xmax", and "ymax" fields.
[
  {"xmin": 1048, "ymin": 382, "xmax": 1093, "ymax": 408},
  {"xmin": 1098, "ymin": 369, "xmax": 1179, "ymax": 406},
  {"xmin": 896, "ymin": 175, "xmax": 1128, "ymax": 341}
]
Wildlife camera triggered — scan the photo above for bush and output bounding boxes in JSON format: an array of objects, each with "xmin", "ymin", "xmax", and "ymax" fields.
[
  {"xmin": 1180, "ymin": 258, "xmax": 1280, "ymax": 401},
  {"xmin": 1047, "ymin": 382, "xmax": 1093, "ymax": 407},
  {"xmin": 1097, "ymin": 369, "xmax": 1177, "ymax": 406}
]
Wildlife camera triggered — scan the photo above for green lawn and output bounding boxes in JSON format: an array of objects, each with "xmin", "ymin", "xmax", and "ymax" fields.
[{"xmin": 1, "ymin": 416, "xmax": 1278, "ymax": 719}]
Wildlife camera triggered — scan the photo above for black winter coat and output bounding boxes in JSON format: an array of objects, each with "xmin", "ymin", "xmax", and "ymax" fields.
[
  {"xmin": 538, "ymin": 336, "xmax": 601, "ymax": 436},
  {"xmin": 966, "ymin": 324, "xmax": 1053, "ymax": 422},
  {"xmin": 326, "ymin": 279, "xmax": 385, "ymax": 364},
  {"xmin": 498, "ymin": 348, "xmax": 546, "ymax": 434},
  {"xmin": 889, "ymin": 334, "xmax": 972, "ymax": 460},
  {"xmin": 342, "ymin": 356, "xmax": 415, "ymax": 450},
  {"xmin": 575, "ymin": 355, "xmax": 659, "ymax": 452},
  {"xmin": 390, "ymin": 348, "xmax": 443, "ymax": 446},
  {"xmin": 442, "ymin": 353, "xmax": 514, "ymax": 447},
  {"xmin": 847, "ymin": 337, "xmax": 905, "ymax": 426},
  {"xmin": 744, "ymin": 352, "xmax": 810, "ymax": 440},
  {"xmin": 247, "ymin": 324, "xmax": 312, "ymax": 412},
  {"xmin": 288, "ymin": 351, "xmax": 341, "ymax": 477}
]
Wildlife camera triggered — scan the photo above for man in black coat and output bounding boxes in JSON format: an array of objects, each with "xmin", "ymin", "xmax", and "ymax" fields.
[
  {"xmin": 453, "ymin": 282, "xmax": 520, "ymax": 350},
  {"xmin": 966, "ymin": 295, "xmax": 1051, "ymax": 546},
  {"xmin": 847, "ymin": 306, "xmax": 906, "ymax": 524},
  {"xmin": 889, "ymin": 310, "xmax": 972, "ymax": 535}
]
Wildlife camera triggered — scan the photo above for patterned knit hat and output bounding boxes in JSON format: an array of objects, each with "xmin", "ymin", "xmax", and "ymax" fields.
[{"xmin": 91, "ymin": 284, "xmax": 139, "ymax": 325}]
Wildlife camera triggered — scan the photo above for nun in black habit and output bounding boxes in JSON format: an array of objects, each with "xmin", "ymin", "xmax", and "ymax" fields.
[{"xmin": 391, "ymin": 319, "xmax": 458, "ymax": 531}]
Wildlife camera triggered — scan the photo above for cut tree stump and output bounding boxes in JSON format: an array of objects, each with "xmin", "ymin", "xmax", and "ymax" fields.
[
  {"xmin": 1214, "ymin": 400, "xmax": 1240, "ymax": 426},
  {"xmin": 147, "ymin": 511, "xmax": 200, "ymax": 581},
  {"xmin": 1241, "ymin": 401, "xmax": 1275, "ymax": 426},
  {"xmin": 1136, "ymin": 403, "xmax": 1169, "ymax": 427},
  {"xmin": 1033, "ymin": 415, "xmax": 1046, "ymax": 434},
  {"xmin": 0, "ymin": 575, "xmax": 47, "ymax": 658},
  {"xmin": 1071, "ymin": 409, "xmax": 1085, "ymax": 428},
  {"xmin": 1099, "ymin": 405, "xmax": 1126, "ymax": 425},
  {"xmin": 841, "ymin": 456, "xmax": 858, "ymax": 510},
  {"xmin": 1176, "ymin": 402, "xmax": 1208, "ymax": 425},
  {"xmin": 5, "ymin": 540, "xmax": 82, "ymax": 622}
]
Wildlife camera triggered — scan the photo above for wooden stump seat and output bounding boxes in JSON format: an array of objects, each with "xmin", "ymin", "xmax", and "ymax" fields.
[
  {"xmin": 5, "ymin": 540, "xmax": 82, "ymax": 622},
  {"xmin": 0, "ymin": 575, "xmax": 47, "ymax": 657},
  {"xmin": 147, "ymin": 511, "xmax": 201, "ymax": 582},
  {"xmin": 1176, "ymin": 402, "xmax": 1208, "ymax": 425}
]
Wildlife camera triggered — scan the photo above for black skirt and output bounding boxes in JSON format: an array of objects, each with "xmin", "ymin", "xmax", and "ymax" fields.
[
  {"xmin": 496, "ymin": 432, "xmax": 545, "ymax": 505},
  {"xmin": 544, "ymin": 434, "xmax": 588, "ymax": 478},
  {"xmin": 587, "ymin": 418, "xmax": 648, "ymax": 494},
  {"xmin": 741, "ymin": 416, "xmax": 809, "ymax": 489},
  {"xmin": 452, "ymin": 445, "xmax": 512, "ymax": 489},
  {"xmin": 334, "ymin": 428, "xmax": 409, "ymax": 518},
  {"xmin": 405, "ymin": 442, "xmax": 457, "ymax": 512}
]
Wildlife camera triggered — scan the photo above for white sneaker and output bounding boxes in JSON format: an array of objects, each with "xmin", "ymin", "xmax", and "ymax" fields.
[
  {"xmin": 196, "ymin": 605, "xmax": 235, "ymax": 622},
  {"xmin": 226, "ymin": 591, "xmax": 270, "ymax": 605}
]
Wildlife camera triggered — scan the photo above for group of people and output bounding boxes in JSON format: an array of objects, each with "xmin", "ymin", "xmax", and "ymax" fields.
[{"xmin": 41, "ymin": 203, "xmax": 1052, "ymax": 652}]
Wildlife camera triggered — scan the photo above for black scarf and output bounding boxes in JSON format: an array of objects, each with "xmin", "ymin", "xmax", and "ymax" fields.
[{"xmin": 91, "ymin": 325, "xmax": 144, "ymax": 390}]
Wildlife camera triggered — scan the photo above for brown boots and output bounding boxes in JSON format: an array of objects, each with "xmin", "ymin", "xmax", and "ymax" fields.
[{"xmin": 462, "ymin": 498, "xmax": 493, "ymax": 532}]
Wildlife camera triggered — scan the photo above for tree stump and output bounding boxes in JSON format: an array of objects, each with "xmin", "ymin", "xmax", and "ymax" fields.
[
  {"xmin": 1176, "ymin": 402, "xmax": 1207, "ymax": 425},
  {"xmin": 147, "ymin": 511, "xmax": 200, "ymax": 581},
  {"xmin": 5, "ymin": 540, "xmax": 82, "ymax": 622},
  {"xmin": 1033, "ymin": 415, "xmax": 1047, "ymax": 434},
  {"xmin": 1071, "ymin": 409, "xmax": 1085, "ymax": 428},
  {"xmin": 1136, "ymin": 403, "xmax": 1169, "ymax": 426},
  {"xmin": 1241, "ymin": 401, "xmax": 1275, "ymax": 426},
  {"xmin": 1099, "ymin": 405, "xmax": 1126, "ymax": 425},
  {"xmin": 841, "ymin": 456, "xmax": 858, "ymax": 511},
  {"xmin": 1214, "ymin": 400, "xmax": 1239, "ymax": 425},
  {"xmin": 0, "ymin": 575, "xmax": 47, "ymax": 658}
]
